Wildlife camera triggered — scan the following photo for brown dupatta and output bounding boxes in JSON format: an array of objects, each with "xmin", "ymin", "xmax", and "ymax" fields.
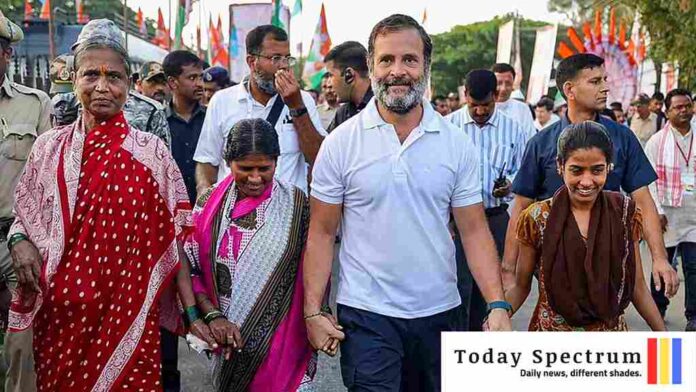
[{"xmin": 542, "ymin": 187, "xmax": 636, "ymax": 327}]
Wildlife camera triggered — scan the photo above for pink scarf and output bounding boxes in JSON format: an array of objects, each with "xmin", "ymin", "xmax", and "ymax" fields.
[{"xmin": 189, "ymin": 176, "xmax": 313, "ymax": 391}]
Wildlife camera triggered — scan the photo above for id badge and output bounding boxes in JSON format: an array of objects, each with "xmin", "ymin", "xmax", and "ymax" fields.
[{"xmin": 682, "ymin": 172, "xmax": 695, "ymax": 196}]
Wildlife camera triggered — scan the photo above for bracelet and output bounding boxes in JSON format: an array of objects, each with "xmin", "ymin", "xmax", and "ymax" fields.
[
  {"xmin": 304, "ymin": 312, "xmax": 323, "ymax": 320},
  {"xmin": 203, "ymin": 310, "xmax": 225, "ymax": 324},
  {"xmin": 486, "ymin": 300, "xmax": 513, "ymax": 316},
  {"xmin": 184, "ymin": 305, "xmax": 201, "ymax": 326},
  {"xmin": 7, "ymin": 233, "xmax": 27, "ymax": 251}
]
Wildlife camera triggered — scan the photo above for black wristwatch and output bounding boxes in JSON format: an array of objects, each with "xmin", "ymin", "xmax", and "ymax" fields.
[{"xmin": 289, "ymin": 106, "xmax": 308, "ymax": 118}]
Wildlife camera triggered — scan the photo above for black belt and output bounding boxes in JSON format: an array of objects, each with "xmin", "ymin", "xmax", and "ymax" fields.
[
  {"xmin": 0, "ymin": 217, "xmax": 14, "ymax": 242},
  {"xmin": 484, "ymin": 204, "xmax": 509, "ymax": 217}
]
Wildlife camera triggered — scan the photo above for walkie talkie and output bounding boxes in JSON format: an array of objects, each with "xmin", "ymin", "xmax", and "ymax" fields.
[{"xmin": 493, "ymin": 162, "xmax": 507, "ymax": 197}]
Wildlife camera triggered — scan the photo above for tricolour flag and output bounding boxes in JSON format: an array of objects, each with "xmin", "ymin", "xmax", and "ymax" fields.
[
  {"xmin": 152, "ymin": 7, "xmax": 170, "ymax": 49},
  {"xmin": 302, "ymin": 3, "xmax": 331, "ymax": 89},
  {"xmin": 39, "ymin": 0, "xmax": 51, "ymax": 20},
  {"xmin": 136, "ymin": 8, "xmax": 147, "ymax": 36},
  {"xmin": 292, "ymin": 0, "xmax": 302, "ymax": 16},
  {"xmin": 271, "ymin": 0, "xmax": 285, "ymax": 29}
]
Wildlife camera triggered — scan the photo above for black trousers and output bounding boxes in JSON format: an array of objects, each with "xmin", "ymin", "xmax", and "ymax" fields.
[
  {"xmin": 338, "ymin": 304, "xmax": 455, "ymax": 392},
  {"xmin": 160, "ymin": 327, "xmax": 180, "ymax": 392},
  {"xmin": 452, "ymin": 207, "xmax": 509, "ymax": 331},
  {"xmin": 650, "ymin": 242, "xmax": 696, "ymax": 320}
]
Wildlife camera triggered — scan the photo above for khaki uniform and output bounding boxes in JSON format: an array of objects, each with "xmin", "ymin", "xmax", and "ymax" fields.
[{"xmin": 0, "ymin": 77, "xmax": 50, "ymax": 392}]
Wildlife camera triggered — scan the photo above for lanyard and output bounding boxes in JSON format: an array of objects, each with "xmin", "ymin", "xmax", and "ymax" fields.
[{"xmin": 675, "ymin": 132, "xmax": 694, "ymax": 168}]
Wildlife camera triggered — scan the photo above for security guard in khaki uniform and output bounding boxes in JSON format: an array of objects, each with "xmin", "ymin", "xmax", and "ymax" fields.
[{"xmin": 0, "ymin": 10, "xmax": 51, "ymax": 392}]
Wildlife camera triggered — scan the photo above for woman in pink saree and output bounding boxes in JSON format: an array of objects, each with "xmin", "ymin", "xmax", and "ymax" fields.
[{"xmin": 183, "ymin": 118, "xmax": 315, "ymax": 391}]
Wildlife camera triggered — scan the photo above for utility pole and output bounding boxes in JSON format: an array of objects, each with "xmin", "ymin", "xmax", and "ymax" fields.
[{"xmin": 123, "ymin": 0, "xmax": 128, "ymax": 51}]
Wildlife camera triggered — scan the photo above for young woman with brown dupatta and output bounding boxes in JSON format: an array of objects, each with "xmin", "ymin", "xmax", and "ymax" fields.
[{"xmin": 506, "ymin": 121, "xmax": 666, "ymax": 331}]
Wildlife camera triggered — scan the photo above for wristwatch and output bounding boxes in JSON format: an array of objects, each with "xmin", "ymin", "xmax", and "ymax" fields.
[
  {"xmin": 487, "ymin": 300, "xmax": 513, "ymax": 316},
  {"xmin": 289, "ymin": 106, "xmax": 308, "ymax": 118}
]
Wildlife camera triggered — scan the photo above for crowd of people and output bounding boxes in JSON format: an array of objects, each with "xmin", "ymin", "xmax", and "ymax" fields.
[{"xmin": 0, "ymin": 6, "xmax": 694, "ymax": 392}]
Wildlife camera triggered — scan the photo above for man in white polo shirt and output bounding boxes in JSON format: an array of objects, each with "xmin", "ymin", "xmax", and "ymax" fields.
[
  {"xmin": 492, "ymin": 62, "xmax": 536, "ymax": 139},
  {"xmin": 193, "ymin": 25, "xmax": 325, "ymax": 194},
  {"xmin": 304, "ymin": 14, "xmax": 512, "ymax": 391}
]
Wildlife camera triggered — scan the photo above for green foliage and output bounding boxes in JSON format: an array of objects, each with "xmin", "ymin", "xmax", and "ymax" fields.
[{"xmin": 430, "ymin": 15, "xmax": 564, "ymax": 96}]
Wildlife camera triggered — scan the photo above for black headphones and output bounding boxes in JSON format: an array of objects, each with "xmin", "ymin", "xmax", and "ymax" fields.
[{"xmin": 343, "ymin": 69, "xmax": 354, "ymax": 84}]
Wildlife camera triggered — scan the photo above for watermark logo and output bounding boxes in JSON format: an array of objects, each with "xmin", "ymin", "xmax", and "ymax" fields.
[{"xmin": 647, "ymin": 338, "xmax": 682, "ymax": 385}]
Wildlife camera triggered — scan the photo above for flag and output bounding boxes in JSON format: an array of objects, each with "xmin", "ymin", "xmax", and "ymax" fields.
[
  {"xmin": 292, "ymin": 0, "xmax": 302, "ymax": 16},
  {"xmin": 271, "ymin": 0, "xmax": 285, "ymax": 29},
  {"xmin": 136, "ymin": 8, "xmax": 147, "ymax": 36},
  {"xmin": 76, "ymin": 0, "xmax": 88, "ymax": 24},
  {"xmin": 303, "ymin": 3, "xmax": 332, "ymax": 89},
  {"xmin": 210, "ymin": 15, "xmax": 229, "ymax": 68},
  {"xmin": 207, "ymin": 14, "xmax": 215, "ymax": 65},
  {"xmin": 152, "ymin": 7, "xmax": 170, "ymax": 49},
  {"xmin": 421, "ymin": 8, "xmax": 427, "ymax": 24},
  {"xmin": 24, "ymin": 0, "xmax": 33, "ymax": 20},
  {"xmin": 39, "ymin": 0, "xmax": 51, "ymax": 20}
]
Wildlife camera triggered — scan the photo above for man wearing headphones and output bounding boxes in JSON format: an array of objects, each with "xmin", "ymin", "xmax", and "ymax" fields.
[{"xmin": 323, "ymin": 41, "xmax": 373, "ymax": 132}]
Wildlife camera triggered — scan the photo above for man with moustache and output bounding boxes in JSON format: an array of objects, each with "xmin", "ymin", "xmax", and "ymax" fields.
[
  {"xmin": 164, "ymin": 50, "xmax": 206, "ymax": 205},
  {"xmin": 501, "ymin": 54, "xmax": 679, "ymax": 302},
  {"xmin": 645, "ymin": 89, "xmax": 696, "ymax": 331},
  {"xmin": 305, "ymin": 14, "xmax": 512, "ymax": 391},
  {"xmin": 136, "ymin": 61, "xmax": 169, "ymax": 104},
  {"xmin": 446, "ymin": 70, "xmax": 528, "ymax": 332},
  {"xmin": 194, "ymin": 25, "xmax": 325, "ymax": 195}
]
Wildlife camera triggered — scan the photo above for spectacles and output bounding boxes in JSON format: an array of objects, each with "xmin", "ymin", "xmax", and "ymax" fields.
[{"xmin": 253, "ymin": 53, "xmax": 297, "ymax": 67}]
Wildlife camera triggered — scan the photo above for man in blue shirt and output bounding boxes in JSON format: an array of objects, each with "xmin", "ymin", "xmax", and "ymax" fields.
[
  {"xmin": 447, "ymin": 70, "xmax": 528, "ymax": 330},
  {"xmin": 164, "ymin": 50, "xmax": 206, "ymax": 205},
  {"xmin": 502, "ymin": 53, "xmax": 679, "ymax": 299}
]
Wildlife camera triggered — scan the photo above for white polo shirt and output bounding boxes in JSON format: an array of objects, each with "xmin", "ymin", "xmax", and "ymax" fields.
[
  {"xmin": 311, "ymin": 98, "xmax": 483, "ymax": 319},
  {"xmin": 193, "ymin": 81, "xmax": 326, "ymax": 193}
]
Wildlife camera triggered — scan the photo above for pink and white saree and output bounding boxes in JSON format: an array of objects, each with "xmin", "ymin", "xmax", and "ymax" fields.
[{"xmin": 184, "ymin": 176, "xmax": 315, "ymax": 391}]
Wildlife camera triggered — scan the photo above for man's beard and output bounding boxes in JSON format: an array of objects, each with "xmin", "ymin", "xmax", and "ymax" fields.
[
  {"xmin": 253, "ymin": 70, "xmax": 277, "ymax": 95},
  {"xmin": 372, "ymin": 72, "xmax": 427, "ymax": 114}
]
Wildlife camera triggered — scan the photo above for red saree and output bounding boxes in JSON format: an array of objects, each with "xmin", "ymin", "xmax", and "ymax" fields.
[{"xmin": 9, "ymin": 112, "xmax": 191, "ymax": 391}]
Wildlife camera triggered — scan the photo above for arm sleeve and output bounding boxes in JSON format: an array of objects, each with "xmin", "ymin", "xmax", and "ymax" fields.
[
  {"xmin": 511, "ymin": 136, "xmax": 543, "ymax": 199},
  {"xmin": 310, "ymin": 135, "xmax": 344, "ymax": 205},
  {"xmin": 149, "ymin": 109, "xmax": 172, "ymax": 148},
  {"xmin": 621, "ymin": 126, "xmax": 658, "ymax": 193},
  {"xmin": 36, "ymin": 92, "xmax": 52, "ymax": 134},
  {"xmin": 193, "ymin": 95, "xmax": 224, "ymax": 167},
  {"xmin": 451, "ymin": 136, "xmax": 483, "ymax": 208},
  {"xmin": 516, "ymin": 204, "xmax": 540, "ymax": 249}
]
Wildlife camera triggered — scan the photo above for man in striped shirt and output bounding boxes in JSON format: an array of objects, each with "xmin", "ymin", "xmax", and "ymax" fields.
[{"xmin": 447, "ymin": 69, "xmax": 528, "ymax": 331}]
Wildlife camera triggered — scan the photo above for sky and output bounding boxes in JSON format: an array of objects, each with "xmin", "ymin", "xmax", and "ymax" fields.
[{"xmin": 127, "ymin": 0, "xmax": 568, "ymax": 55}]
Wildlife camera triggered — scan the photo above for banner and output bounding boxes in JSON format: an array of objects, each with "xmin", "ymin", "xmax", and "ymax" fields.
[
  {"xmin": 496, "ymin": 20, "xmax": 514, "ymax": 64},
  {"xmin": 442, "ymin": 332, "xmax": 696, "ymax": 391},
  {"xmin": 526, "ymin": 24, "xmax": 558, "ymax": 104},
  {"xmin": 228, "ymin": 3, "xmax": 291, "ymax": 83}
]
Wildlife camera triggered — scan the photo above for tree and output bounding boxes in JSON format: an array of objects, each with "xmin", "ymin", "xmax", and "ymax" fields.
[{"xmin": 430, "ymin": 15, "xmax": 565, "ymax": 96}]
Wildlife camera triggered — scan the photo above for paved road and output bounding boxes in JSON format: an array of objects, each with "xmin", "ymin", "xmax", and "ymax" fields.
[{"xmin": 180, "ymin": 243, "xmax": 688, "ymax": 391}]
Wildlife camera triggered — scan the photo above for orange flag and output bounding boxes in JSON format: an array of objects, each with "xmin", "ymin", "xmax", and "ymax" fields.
[
  {"xmin": 557, "ymin": 41, "xmax": 575, "ymax": 59},
  {"xmin": 24, "ymin": 0, "xmax": 34, "ymax": 20},
  {"xmin": 40, "ymin": 0, "xmax": 51, "ymax": 20},
  {"xmin": 567, "ymin": 27, "xmax": 586, "ymax": 53},
  {"xmin": 582, "ymin": 22, "xmax": 595, "ymax": 50},
  {"xmin": 593, "ymin": 9, "xmax": 602, "ymax": 44},
  {"xmin": 608, "ymin": 8, "xmax": 615, "ymax": 45}
]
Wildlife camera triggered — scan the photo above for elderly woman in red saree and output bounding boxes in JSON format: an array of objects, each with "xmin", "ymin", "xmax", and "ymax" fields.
[
  {"xmin": 183, "ymin": 118, "xmax": 316, "ymax": 391},
  {"xmin": 505, "ymin": 122, "xmax": 667, "ymax": 331},
  {"xmin": 6, "ymin": 19, "xmax": 215, "ymax": 391}
]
